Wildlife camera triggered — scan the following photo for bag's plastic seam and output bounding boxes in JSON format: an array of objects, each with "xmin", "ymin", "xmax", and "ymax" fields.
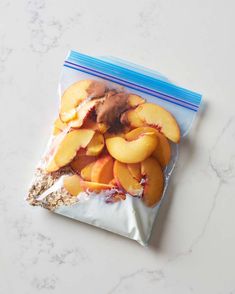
[
  {"xmin": 68, "ymin": 50, "xmax": 202, "ymax": 107},
  {"xmin": 64, "ymin": 62, "xmax": 198, "ymax": 112}
]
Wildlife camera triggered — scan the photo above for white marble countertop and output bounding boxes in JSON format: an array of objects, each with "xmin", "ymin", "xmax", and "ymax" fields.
[{"xmin": 1, "ymin": 0, "xmax": 235, "ymax": 293}]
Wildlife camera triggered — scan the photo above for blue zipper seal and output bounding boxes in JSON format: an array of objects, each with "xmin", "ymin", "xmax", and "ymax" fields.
[{"xmin": 64, "ymin": 50, "xmax": 202, "ymax": 112}]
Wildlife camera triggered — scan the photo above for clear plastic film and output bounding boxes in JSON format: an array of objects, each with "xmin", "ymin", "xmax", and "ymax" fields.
[{"xmin": 27, "ymin": 50, "xmax": 202, "ymax": 245}]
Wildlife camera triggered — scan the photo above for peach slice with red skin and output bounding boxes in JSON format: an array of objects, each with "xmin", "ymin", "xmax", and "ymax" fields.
[
  {"xmin": 71, "ymin": 155, "xmax": 97, "ymax": 173},
  {"xmin": 96, "ymin": 123, "xmax": 109, "ymax": 133},
  {"xmin": 80, "ymin": 181, "xmax": 114, "ymax": 192},
  {"xmin": 103, "ymin": 126, "xmax": 131, "ymax": 140},
  {"xmin": 141, "ymin": 157, "xmax": 164, "ymax": 207},
  {"xmin": 86, "ymin": 132, "xmax": 104, "ymax": 156},
  {"xmin": 53, "ymin": 128, "xmax": 62, "ymax": 136},
  {"xmin": 45, "ymin": 130, "xmax": 69, "ymax": 172},
  {"xmin": 80, "ymin": 162, "xmax": 95, "ymax": 181},
  {"xmin": 60, "ymin": 109, "xmax": 77, "ymax": 122},
  {"xmin": 152, "ymin": 133, "xmax": 171, "ymax": 168},
  {"xmin": 53, "ymin": 117, "xmax": 67, "ymax": 135},
  {"xmin": 106, "ymin": 132, "xmax": 157, "ymax": 164},
  {"xmin": 72, "ymin": 132, "xmax": 104, "ymax": 157},
  {"xmin": 127, "ymin": 94, "xmax": 145, "ymax": 108},
  {"xmin": 69, "ymin": 99, "xmax": 103, "ymax": 128},
  {"xmin": 125, "ymin": 126, "xmax": 157, "ymax": 140},
  {"xmin": 45, "ymin": 129, "xmax": 95, "ymax": 171},
  {"xmin": 109, "ymin": 178, "xmax": 118, "ymax": 186},
  {"xmin": 120, "ymin": 108, "xmax": 143, "ymax": 126},
  {"xmin": 113, "ymin": 160, "xmax": 143, "ymax": 196},
  {"xmin": 127, "ymin": 163, "xmax": 141, "ymax": 181},
  {"xmin": 60, "ymin": 80, "xmax": 106, "ymax": 122},
  {"xmin": 82, "ymin": 118, "xmax": 109, "ymax": 134},
  {"xmin": 64, "ymin": 174, "xmax": 83, "ymax": 196},
  {"xmin": 91, "ymin": 155, "xmax": 114, "ymax": 184},
  {"xmin": 75, "ymin": 148, "xmax": 87, "ymax": 156},
  {"xmin": 125, "ymin": 127, "xmax": 171, "ymax": 168},
  {"xmin": 54, "ymin": 129, "xmax": 94, "ymax": 168},
  {"xmin": 45, "ymin": 159, "xmax": 59, "ymax": 173},
  {"xmin": 104, "ymin": 131, "xmax": 127, "ymax": 139},
  {"xmin": 122, "ymin": 103, "xmax": 180, "ymax": 143}
]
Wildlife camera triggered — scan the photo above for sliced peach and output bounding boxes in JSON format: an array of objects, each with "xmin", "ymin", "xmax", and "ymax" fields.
[
  {"xmin": 125, "ymin": 126, "xmax": 171, "ymax": 167},
  {"xmin": 82, "ymin": 119, "xmax": 109, "ymax": 134},
  {"xmin": 109, "ymin": 178, "xmax": 118, "ymax": 186},
  {"xmin": 91, "ymin": 155, "xmax": 114, "ymax": 184},
  {"xmin": 69, "ymin": 100, "xmax": 100, "ymax": 128},
  {"xmin": 104, "ymin": 131, "xmax": 127, "ymax": 139},
  {"xmin": 53, "ymin": 128, "xmax": 61, "ymax": 136},
  {"xmin": 86, "ymin": 132, "xmax": 104, "ymax": 156},
  {"xmin": 53, "ymin": 117, "xmax": 67, "ymax": 135},
  {"xmin": 71, "ymin": 133, "xmax": 104, "ymax": 156},
  {"xmin": 44, "ymin": 130, "xmax": 67, "ymax": 171},
  {"xmin": 120, "ymin": 108, "xmax": 143, "ymax": 126},
  {"xmin": 152, "ymin": 133, "xmax": 171, "ymax": 168},
  {"xmin": 113, "ymin": 161, "xmax": 143, "ymax": 196},
  {"xmin": 75, "ymin": 148, "xmax": 87, "ymax": 156},
  {"xmin": 46, "ymin": 129, "xmax": 95, "ymax": 171},
  {"xmin": 80, "ymin": 162, "xmax": 95, "ymax": 181},
  {"xmin": 82, "ymin": 118, "xmax": 97, "ymax": 130},
  {"xmin": 128, "ymin": 94, "xmax": 145, "ymax": 107},
  {"xmin": 125, "ymin": 126, "xmax": 157, "ymax": 140},
  {"xmin": 126, "ymin": 103, "xmax": 180, "ymax": 143},
  {"xmin": 60, "ymin": 108, "xmax": 77, "ymax": 122},
  {"xmin": 141, "ymin": 157, "xmax": 164, "ymax": 207},
  {"xmin": 97, "ymin": 122, "xmax": 109, "ymax": 133},
  {"xmin": 45, "ymin": 159, "xmax": 60, "ymax": 173},
  {"xmin": 60, "ymin": 80, "xmax": 105, "ymax": 122},
  {"xmin": 106, "ymin": 133, "xmax": 157, "ymax": 163},
  {"xmin": 127, "ymin": 163, "xmax": 141, "ymax": 181},
  {"xmin": 71, "ymin": 155, "xmax": 97, "ymax": 173},
  {"xmin": 80, "ymin": 181, "xmax": 114, "ymax": 192},
  {"xmin": 63, "ymin": 174, "xmax": 83, "ymax": 196},
  {"xmin": 60, "ymin": 80, "xmax": 91, "ymax": 122}
]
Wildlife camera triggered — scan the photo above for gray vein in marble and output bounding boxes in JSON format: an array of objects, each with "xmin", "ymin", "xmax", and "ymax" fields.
[
  {"xmin": 0, "ymin": 38, "xmax": 12, "ymax": 72},
  {"xmin": 31, "ymin": 275, "xmax": 58, "ymax": 290},
  {"xmin": 50, "ymin": 247, "xmax": 88, "ymax": 266},
  {"xmin": 136, "ymin": 1, "xmax": 162, "ymax": 37},
  {"xmin": 107, "ymin": 268, "xmax": 164, "ymax": 294},
  {"xmin": 211, "ymin": 117, "xmax": 234, "ymax": 151},
  {"xmin": 209, "ymin": 156, "xmax": 223, "ymax": 181},
  {"xmin": 209, "ymin": 116, "xmax": 235, "ymax": 182},
  {"xmin": 7, "ymin": 212, "xmax": 88, "ymax": 279},
  {"xmin": 27, "ymin": 0, "xmax": 81, "ymax": 54},
  {"xmin": 163, "ymin": 117, "xmax": 235, "ymax": 265},
  {"xmin": 167, "ymin": 181, "xmax": 222, "ymax": 263}
]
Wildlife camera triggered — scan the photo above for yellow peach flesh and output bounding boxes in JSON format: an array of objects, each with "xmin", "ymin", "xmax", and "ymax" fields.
[
  {"xmin": 113, "ymin": 161, "xmax": 143, "ymax": 196},
  {"xmin": 141, "ymin": 157, "xmax": 164, "ymax": 207},
  {"xmin": 46, "ymin": 129, "xmax": 95, "ymax": 169},
  {"xmin": 86, "ymin": 132, "xmax": 104, "ymax": 156},
  {"xmin": 91, "ymin": 155, "xmax": 114, "ymax": 184},
  {"xmin": 134, "ymin": 103, "xmax": 180, "ymax": 143},
  {"xmin": 80, "ymin": 162, "xmax": 95, "ymax": 181},
  {"xmin": 63, "ymin": 175, "xmax": 83, "ymax": 196},
  {"xmin": 106, "ymin": 133, "xmax": 158, "ymax": 163}
]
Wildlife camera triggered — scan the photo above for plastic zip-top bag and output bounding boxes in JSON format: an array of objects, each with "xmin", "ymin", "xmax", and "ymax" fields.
[{"xmin": 27, "ymin": 50, "xmax": 202, "ymax": 245}]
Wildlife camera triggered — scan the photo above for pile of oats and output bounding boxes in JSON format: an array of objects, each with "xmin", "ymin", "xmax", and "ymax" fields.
[{"xmin": 27, "ymin": 166, "xmax": 78, "ymax": 211}]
